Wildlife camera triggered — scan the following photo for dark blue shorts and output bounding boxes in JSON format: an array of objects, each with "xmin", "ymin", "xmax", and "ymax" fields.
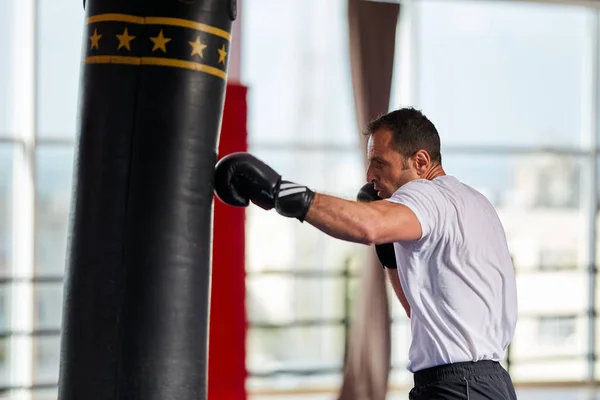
[{"xmin": 409, "ymin": 360, "xmax": 518, "ymax": 400}]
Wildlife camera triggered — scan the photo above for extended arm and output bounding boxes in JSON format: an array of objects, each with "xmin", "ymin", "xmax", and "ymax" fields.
[
  {"xmin": 213, "ymin": 152, "xmax": 422, "ymax": 245},
  {"xmin": 304, "ymin": 193, "xmax": 422, "ymax": 245}
]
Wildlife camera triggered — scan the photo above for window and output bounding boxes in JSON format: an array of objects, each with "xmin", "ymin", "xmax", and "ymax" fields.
[
  {"xmin": 414, "ymin": 0, "xmax": 594, "ymax": 149},
  {"xmin": 242, "ymin": 0, "xmax": 364, "ymax": 392},
  {"xmin": 0, "ymin": 0, "xmax": 81, "ymax": 394},
  {"xmin": 4, "ymin": 0, "xmax": 600, "ymax": 397},
  {"xmin": 405, "ymin": 0, "xmax": 596, "ymax": 386},
  {"xmin": 243, "ymin": 0, "xmax": 356, "ymax": 148}
]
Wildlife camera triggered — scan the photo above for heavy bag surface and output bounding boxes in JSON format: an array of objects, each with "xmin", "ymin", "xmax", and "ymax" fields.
[{"xmin": 58, "ymin": 1, "xmax": 236, "ymax": 399}]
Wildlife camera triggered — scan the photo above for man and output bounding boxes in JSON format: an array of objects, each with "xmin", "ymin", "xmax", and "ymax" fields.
[{"xmin": 214, "ymin": 107, "xmax": 518, "ymax": 400}]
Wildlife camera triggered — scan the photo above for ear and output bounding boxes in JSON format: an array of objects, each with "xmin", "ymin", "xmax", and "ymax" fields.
[{"xmin": 413, "ymin": 150, "xmax": 431, "ymax": 175}]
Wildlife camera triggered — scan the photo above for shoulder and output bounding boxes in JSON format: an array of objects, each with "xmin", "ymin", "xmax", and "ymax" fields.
[
  {"xmin": 387, "ymin": 178, "xmax": 446, "ymax": 203},
  {"xmin": 383, "ymin": 178, "xmax": 449, "ymax": 240}
]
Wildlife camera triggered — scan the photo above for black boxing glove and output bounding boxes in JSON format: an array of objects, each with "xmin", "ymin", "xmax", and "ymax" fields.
[
  {"xmin": 214, "ymin": 152, "xmax": 315, "ymax": 222},
  {"xmin": 357, "ymin": 183, "xmax": 397, "ymax": 269}
]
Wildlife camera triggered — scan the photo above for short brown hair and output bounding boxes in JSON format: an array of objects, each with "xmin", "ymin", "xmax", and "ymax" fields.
[{"xmin": 365, "ymin": 107, "xmax": 442, "ymax": 164}]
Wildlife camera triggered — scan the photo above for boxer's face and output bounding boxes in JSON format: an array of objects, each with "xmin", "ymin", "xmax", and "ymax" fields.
[{"xmin": 366, "ymin": 129, "xmax": 420, "ymax": 198}]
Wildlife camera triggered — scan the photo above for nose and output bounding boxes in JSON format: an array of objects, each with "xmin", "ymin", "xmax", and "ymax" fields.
[{"xmin": 366, "ymin": 164, "xmax": 376, "ymax": 184}]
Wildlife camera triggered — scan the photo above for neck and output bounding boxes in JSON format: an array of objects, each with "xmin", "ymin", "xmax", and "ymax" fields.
[{"xmin": 422, "ymin": 164, "xmax": 446, "ymax": 180}]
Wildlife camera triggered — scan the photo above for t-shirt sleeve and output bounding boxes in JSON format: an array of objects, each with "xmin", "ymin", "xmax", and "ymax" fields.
[{"xmin": 385, "ymin": 180, "xmax": 440, "ymax": 240}]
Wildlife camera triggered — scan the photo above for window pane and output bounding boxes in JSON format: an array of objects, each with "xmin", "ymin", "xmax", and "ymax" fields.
[
  {"xmin": 241, "ymin": 0, "xmax": 357, "ymax": 146},
  {"xmin": 36, "ymin": 147, "xmax": 74, "ymax": 276},
  {"xmin": 248, "ymin": 275, "xmax": 347, "ymax": 325},
  {"xmin": 0, "ymin": 0, "xmax": 15, "ymax": 137},
  {"xmin": 537, "ymin": 316, "xmax": 578, "ymax": 346},
  {"xmin": 37, "ymin": 0, "xmax": 85, "ymax": 138},
  {"xmin": 34, "ymin": 335, "xmax": 60, "ymax": 384},
  {"xmin": 0, "ymin": 146, "xmax": 12, "ymax": 277},
  {"xmin": 246, "ymin": 325, "xmax": 344, "ymax": 392},
  {"xmin": 35, "ymin": 283, "xmax": 63, "ymax": 331},
  {"xmin": 415, "ymin": 1, "xmax": 593, "ymax": 148}
]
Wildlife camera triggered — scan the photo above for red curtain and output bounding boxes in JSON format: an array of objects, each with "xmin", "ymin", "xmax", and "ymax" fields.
[{"xmin": 209, "ymin": 83, "xmax": 248, "ymax": 400}]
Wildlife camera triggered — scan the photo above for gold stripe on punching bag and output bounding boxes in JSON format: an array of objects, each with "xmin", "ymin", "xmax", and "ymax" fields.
[{"xmin": 84, "ymin": 13, "xmax": 230, "ymax": 80}]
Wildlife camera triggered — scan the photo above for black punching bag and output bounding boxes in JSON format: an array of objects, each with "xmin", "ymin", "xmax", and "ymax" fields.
[{"xmin": 58, "ymin": 1, "xmax": 236, "ymax": 399}]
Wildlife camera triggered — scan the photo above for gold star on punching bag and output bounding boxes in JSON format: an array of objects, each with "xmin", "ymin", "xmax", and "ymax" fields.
[
  {"xmin": 189, "ymin": 36, "xmax": 207, "ymax": 58},
  {"xmin": 217, "ymin": 44, "xmax": 228, "ymax": 64},
  {"xmin": 116, "ymin": 27, "xmax": 135, "ymax": 51},
  {"xmin": 89, "ymin": 28, "xmax": 102, "ymax": 50},
  {"xmin": 150, "ymin": 30, "xmax": 172, "ymax": 53}
]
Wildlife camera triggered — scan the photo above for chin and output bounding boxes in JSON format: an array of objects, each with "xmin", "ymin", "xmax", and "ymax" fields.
[{"xmin": 378, "ymin": 190, "xmax": 391, "ymax": 199}]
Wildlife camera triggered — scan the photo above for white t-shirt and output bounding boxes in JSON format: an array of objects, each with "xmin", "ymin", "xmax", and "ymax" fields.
[{"xmin": 386, "ymin": 175, "xmax": 518, "ymax": 373}]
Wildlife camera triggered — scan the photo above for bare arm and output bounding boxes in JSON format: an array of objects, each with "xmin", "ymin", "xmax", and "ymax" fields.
[
  {"xmin": 303, "ymin": 193, "xmax": 422, "ymax": 245},
  {"xmin": 385, "ymin": 269, "xmax": 411, "ymax": 318}
]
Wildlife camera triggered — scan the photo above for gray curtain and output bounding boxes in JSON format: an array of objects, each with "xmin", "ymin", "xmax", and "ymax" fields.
[{"xmin": 338, "ymin": 0, "xmax": 400, "ymax": 399}]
